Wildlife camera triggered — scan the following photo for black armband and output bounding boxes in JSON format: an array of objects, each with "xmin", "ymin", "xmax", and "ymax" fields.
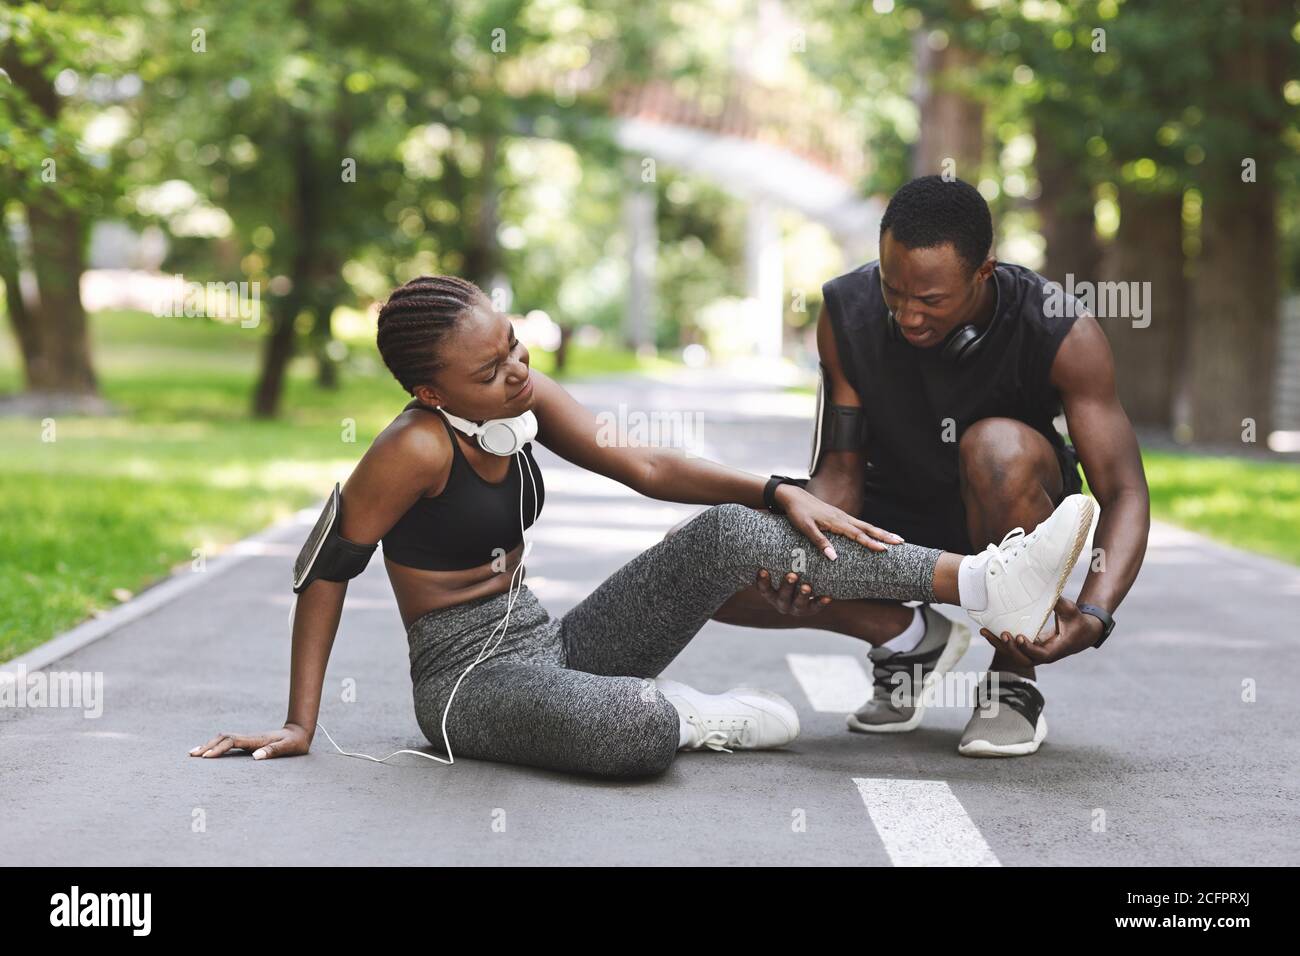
[
  {"xmin": 292, "ymin": 483, "xmax": 378, "ymax": 593},
  {"xmin": 809, "ymin": 363, "xmax": 867, "ymax": 476}
]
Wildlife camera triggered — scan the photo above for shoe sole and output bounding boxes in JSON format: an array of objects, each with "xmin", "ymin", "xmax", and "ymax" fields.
[
  {"xmin": 1024, "ymin": 496, "xmax": 1095, "ymax": 644},
  {"xmin": 845, "ymin": 616, "xmax": 973, "ymax": 734},
  {"xmin": 957, "ymin": 713, "xmax": 1048, "ymax": 757}
]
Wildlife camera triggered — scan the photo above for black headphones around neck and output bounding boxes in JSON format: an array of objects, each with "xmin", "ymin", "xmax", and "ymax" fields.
[{"xmin": 888, "ymin": 267, "xmax": 1002, "ymax": 365}]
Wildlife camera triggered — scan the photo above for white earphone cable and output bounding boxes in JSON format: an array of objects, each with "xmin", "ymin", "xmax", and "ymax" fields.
[{"xmin": 317, "ymin": 436, "xmax": 539, "ymax": 766}]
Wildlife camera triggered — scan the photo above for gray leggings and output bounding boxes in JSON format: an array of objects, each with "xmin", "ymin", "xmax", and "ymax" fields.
[{"xmin": 406, "ymin": 503, "xmax": 942, "ymax": 778}]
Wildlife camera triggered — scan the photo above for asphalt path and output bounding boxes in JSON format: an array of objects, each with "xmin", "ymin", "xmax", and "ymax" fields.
[{"xmin": 3, "ymin": 369, "xmax": 1297, "ymax": 865}]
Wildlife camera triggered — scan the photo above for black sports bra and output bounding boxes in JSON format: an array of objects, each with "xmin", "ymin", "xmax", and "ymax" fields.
[{"xmin": 381, "ymin": 400, "xmax": 545, "ymax": 571}]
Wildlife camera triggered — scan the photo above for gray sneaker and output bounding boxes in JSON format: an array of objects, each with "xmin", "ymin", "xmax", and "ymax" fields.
[
  {"xmin": 846, "ymin": 605, "xmax": 971, "ymax": 734},
  {"xmin": 957, "ymin": 671, "xmax": 1047, "ymax": 757}
]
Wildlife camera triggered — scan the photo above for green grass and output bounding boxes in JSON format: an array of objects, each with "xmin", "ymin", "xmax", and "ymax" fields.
[
  {"xmin": 1143, "ymin": 450, "xmax": 1300, "ymax": 565},
  {"xmin": 0, "ymin": 310, "xmax": 672, "ymax": 662}
]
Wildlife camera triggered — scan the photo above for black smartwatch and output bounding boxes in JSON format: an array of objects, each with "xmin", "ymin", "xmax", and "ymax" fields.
[
  {"xmin": 763, "ymin": 475, "xmax": 798, "ymax": 515},
  {"xmin": 1077, "ymin": 603, "xmax": 1116, "ymax": 647}
]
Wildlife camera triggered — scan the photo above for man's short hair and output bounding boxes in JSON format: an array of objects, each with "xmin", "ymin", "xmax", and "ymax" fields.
[{"xmin": 879, "ymin": 175, "xmax": 993, "ymax": 275}]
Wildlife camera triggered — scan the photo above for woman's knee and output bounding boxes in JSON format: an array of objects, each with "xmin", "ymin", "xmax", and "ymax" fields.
[
  {"xmin": 586, "ymin": 719, "xmax": 677, "ymax": 778},
  {"xmin": 591, "ymin": 740, "xmax": 676, "ymax": 778},
  {"xmin": 680, "ymin": 502, "xmax": 752, "ymax": 554},
  {"xmin": 668, "ymin": 502, "xmax": 744, "ymax": 538},
  {"xmin": 700, "ymin": 502, "xmax": 794, "ymax": 581},
  {"xmin": 707, "ymin": 501, "xmax": 752, "ymax": 526},
  {"xmin": 659, "ymin": 503, "xmax": 739, "ymax": 572}
]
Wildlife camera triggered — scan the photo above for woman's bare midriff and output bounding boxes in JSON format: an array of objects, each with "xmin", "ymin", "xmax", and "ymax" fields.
[{"xmin": 385, "ymin": 540, "xmax": 526, "ymax": 631}]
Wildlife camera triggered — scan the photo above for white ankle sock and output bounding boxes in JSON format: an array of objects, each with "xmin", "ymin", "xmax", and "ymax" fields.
[
  {"xmin": 957, "ymin": 554, "xmax": 989, "ymax": 611},
  {"xmin": 881, "ymin": 607, "xmax": 926, "ymax": 653}
]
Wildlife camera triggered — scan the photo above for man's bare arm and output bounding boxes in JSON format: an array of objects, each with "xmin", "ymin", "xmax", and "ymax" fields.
[
  {"xmin": 1054, "ymin": 314, "xmax": 1150, "ymax": 616},
  {"xmin": 805, "ymin": 304, "xmax": 867, "ymax": 516},
  {"xmin": 998, "ymin": 314, "xmax": 1150, "ymax": 665}
]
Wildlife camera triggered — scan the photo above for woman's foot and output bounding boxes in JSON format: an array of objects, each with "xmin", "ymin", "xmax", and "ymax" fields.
[
  {"xmin": 655, "ymin": 678, "xmax": 801, "ymax": 752},
  {"xmin": 960, "ymin": 494, "xmax": 1097, "ymax": 642}
]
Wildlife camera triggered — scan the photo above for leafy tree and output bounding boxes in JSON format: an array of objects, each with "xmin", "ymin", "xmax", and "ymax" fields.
[{"xmin": 0, "ymin": 1, "xmax": 133, "ymax": 402}]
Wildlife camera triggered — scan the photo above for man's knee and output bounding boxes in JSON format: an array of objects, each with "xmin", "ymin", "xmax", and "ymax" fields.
[{"xmin": 958, "ymin": 417, "xmax": 1060, "ymax": 501}]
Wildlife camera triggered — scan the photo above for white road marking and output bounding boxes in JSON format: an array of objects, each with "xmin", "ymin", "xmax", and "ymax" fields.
[
  {"xmin": 785, "ymin": 653, "xmax": 872, "ymax": 713},
  {"xmin": 853, "ymin": 778, "xmax": 1001, "ymax": 867}
]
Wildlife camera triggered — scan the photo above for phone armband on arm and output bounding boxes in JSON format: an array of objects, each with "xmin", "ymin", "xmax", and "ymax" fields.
[
  {"xmin": 809, "ymin": 363, "xmax": 867, "ymax": 476},
  {"xmin": 292, "ymin": 483, "xmax": 378, "ymax": 593}
]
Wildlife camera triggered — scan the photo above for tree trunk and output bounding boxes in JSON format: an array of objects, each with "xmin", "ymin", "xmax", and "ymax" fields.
[
  {"xmin": 1033, "ymin": 118, "xmax": 1101, "ymax": 286},
  {"xmin": 1187, "ymin": 184, "xmax": 1278, "ymax": 442},
  {"xmin": 1099, "ymin": 187, "xmax": 1187, "ymax": 429},
  {"xmin": 311, "ymin": 94, "xmax": 352, "ymax": 392},
  {"xmin": 462, "ymin": 133, "xmax": 500, "ymax": 291},
  {"xmin": 1184, "ymin": 0, "xmax": 1287, "ymax": 444},
  {"xmin": 252, "ymin": 114, "xmax": 318, "ymax": 418},
  {"xmin": 1, "ymin": 41, "xmax": 97, "ymax": 396},
  {"xmin": 253, "ymin": 297, "xmax": 300, "ymax": 418},
  {"xmin": 554, "ymin": 324, "xmax": 573, "ymax": 374},
  {"xmin": 912, "ymin": 28, "xmax": 984, "ymax": 181},
  {"xmin": 0, "ymin": 214, "xmax": 41, "ymax": 391},
  {"xmin": 312, "ymin": 296, "xmax": 340, "ymax": 389},
  {"xmin": 26, "ymin": 200, "xmax": 96, "ymax": 394}
]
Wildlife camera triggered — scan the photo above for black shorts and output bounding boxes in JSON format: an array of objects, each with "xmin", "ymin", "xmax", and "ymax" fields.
[{"xmin": 798, "ymin": 443, "xmax": 1083, "ymax": 555}]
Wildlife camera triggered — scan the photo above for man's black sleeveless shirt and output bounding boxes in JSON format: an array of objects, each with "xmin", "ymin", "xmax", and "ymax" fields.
[{"xmin": 820, "ymin": 260, "xmax": 1081, "ymax": 508}]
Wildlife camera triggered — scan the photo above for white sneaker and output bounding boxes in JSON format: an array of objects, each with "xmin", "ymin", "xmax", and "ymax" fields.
[
  {"xmin": 965, "ymin": 494, "xmax": 1097, "ymax": 642},
  {"xmin": 655, "ymin": 679, "xmax": 801, "ymax": 752}
]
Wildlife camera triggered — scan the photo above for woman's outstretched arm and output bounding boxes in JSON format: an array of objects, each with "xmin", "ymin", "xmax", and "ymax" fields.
[
  {"xmin": 530, "ymin": 371, "xmax": 901, "ymax": 560},
  {"xmin": 190, "ymin": 419, "xmax": 448, "ymax": 760}
]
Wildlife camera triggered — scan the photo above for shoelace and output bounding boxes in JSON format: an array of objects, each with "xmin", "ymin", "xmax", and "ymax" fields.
[
  {"xmin": 693, "ymin": 719, "xmax": 753, "ymax": 753},
  {"xmin": 981, "ymin": 524, "xmax": 1040, "ymax": 576},
  {"xmin": 977, "ymin": 680, "xmax": 1039, "ymax": 722},
  {"xmin": 867, "ymin": 630, "xmax": 944, "ymax": 703},
  {"xmin": 870, "ymin": 655, "xmax": 915, "ymax": 701}
]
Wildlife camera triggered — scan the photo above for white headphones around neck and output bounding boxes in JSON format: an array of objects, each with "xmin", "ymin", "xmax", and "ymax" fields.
[{"xmin": 438, "ymin": 408, "xmax": 538, "ymax": 456}]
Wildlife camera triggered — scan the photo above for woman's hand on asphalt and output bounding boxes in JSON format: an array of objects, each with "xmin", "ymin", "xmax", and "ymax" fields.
[{"xmin": 189, "ymin": 723, "xmax": 311, "ymax": 760}]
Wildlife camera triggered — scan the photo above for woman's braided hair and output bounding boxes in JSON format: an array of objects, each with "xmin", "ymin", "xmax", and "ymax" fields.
[{"xmin": 376, "ymin": 275, "xmax": 486, "ymax": 395}]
